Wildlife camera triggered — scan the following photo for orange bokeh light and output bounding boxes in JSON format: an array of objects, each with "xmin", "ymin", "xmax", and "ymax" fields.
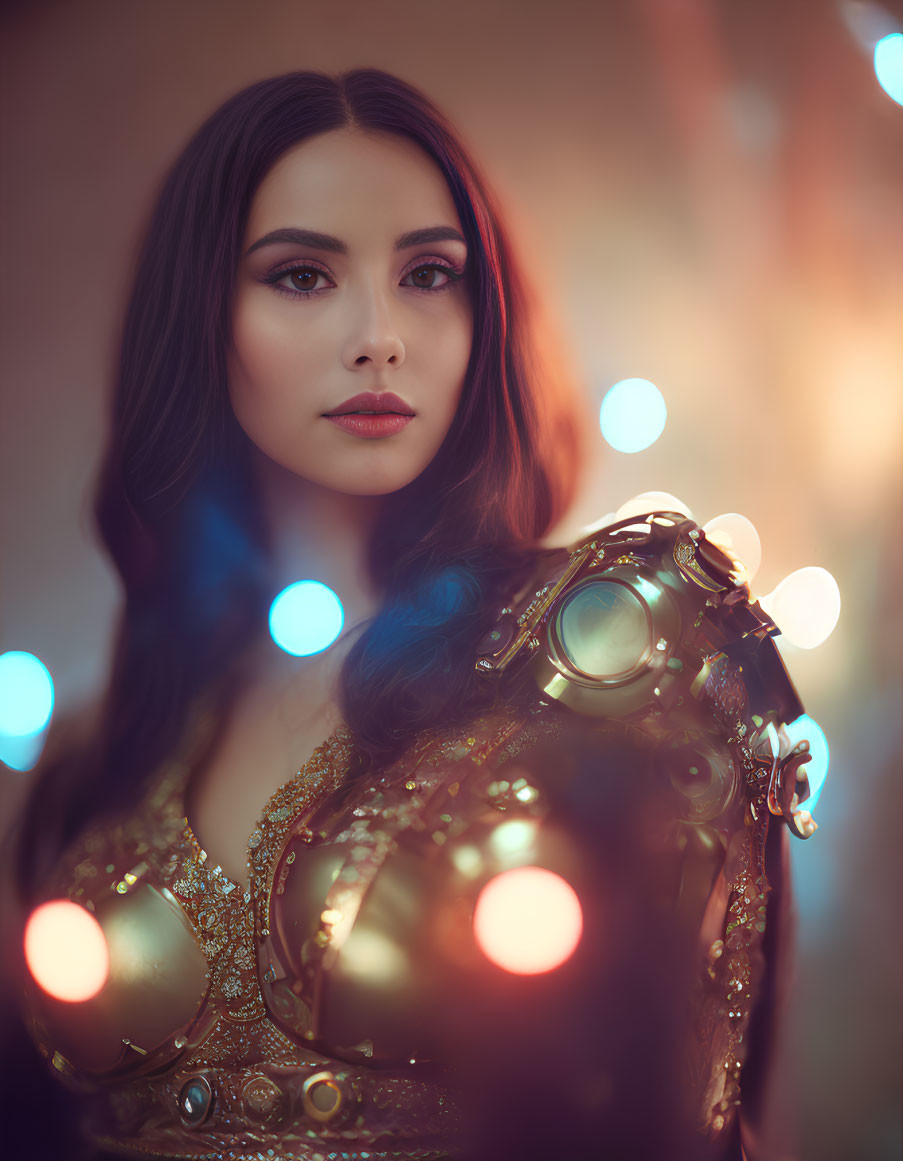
[
  {"xmin": 473, "ymin": 866, "xmax": 583, "ymax": 975},
  {"xmin": 24, "ymin": 899, "xmax": 109, "ymax": 1002}
]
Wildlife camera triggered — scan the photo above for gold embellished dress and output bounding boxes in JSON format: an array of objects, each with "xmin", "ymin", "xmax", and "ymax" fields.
[{"xmin": 19, "ymin": 513, "xmax": 812, "ymax": 1160}]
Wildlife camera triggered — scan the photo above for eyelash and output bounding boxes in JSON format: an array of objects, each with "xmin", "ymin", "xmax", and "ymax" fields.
[{"xmin": 261, "ymin": 259, "xmax": 465, "ymax": 300}]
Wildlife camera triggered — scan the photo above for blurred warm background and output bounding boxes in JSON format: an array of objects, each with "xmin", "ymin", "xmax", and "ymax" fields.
[{"xmin": 1, "ymin": 1, "xmax": 900, "ymax": 1158}]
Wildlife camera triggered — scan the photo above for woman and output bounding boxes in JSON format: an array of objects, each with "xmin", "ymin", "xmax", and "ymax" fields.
[{"xmin": 11, "ymin": 68, "xmax": 806, "ymax": 1160}]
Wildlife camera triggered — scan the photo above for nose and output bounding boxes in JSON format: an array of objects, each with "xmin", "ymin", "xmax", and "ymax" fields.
[{"xmin": 341, "ymin": 283, "xmax": 406, "ymax": 371}]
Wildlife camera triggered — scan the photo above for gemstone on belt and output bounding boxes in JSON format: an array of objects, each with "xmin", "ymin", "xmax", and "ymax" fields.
[{"xmin": 177, "ymin": 1074, "xmax": 214, "ymax": 1126}]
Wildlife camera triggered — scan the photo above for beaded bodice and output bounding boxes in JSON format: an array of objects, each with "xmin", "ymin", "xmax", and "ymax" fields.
[
  {"xmin": 23, "ymin": 704, "xmax": 569, "ymax": 1160},
  {"xmin": 21, "ymin": 515, "xmax": 810, "ymax": 1160}
]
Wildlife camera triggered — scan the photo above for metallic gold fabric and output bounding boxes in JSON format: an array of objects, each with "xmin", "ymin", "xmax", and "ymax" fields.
[{"xmin": 20, "ymin": 517, "xmax": 804, "ymax": 1159}]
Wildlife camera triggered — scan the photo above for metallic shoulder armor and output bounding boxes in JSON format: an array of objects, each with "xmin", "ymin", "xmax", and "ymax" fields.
[{"xmin": 475, "ymin": 510, "xmax": 816, "ymax": 838}]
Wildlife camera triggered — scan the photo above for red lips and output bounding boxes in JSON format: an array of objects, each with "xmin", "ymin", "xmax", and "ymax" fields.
[{"xmin": 323, "ymin": 391, "xmax": 414, "ymax": 417}]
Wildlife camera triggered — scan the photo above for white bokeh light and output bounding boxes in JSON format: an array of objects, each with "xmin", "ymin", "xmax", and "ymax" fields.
[
  {"xmin": 599, "ymin": 378, "xmax": 667, "ymax": 453},
  {"xmin": 702, "ymin": 513, "xmax": 762, "ymax": 583},
  {"xmin": 268, "ymin": 581, "xmax": 345, "ymax": 657},
  {"xmin": 615, "ymin": 491, "xmax": 694, "ymax": 521},
  {"xmin": 760, "ymin": 567, "xmax": 841, "ymax": 649}
]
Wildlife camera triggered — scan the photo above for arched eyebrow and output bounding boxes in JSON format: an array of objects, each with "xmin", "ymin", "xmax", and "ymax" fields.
[{"xmin": 245, "ymin": 225, "xmax": 466, "ymax": 257}]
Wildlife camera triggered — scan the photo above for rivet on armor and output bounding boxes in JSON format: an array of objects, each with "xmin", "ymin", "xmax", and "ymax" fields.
[
  {"xmin": 177, "ymin": 1074, "xmax": 214, "ymax": 1127},
  {"xmin": 302, "ymin": 1070, "xmax": 344, "ymax": 1123},
  {"xmin": 241, "ymin": 1073, "xmax": 285, "ymax": 1123}
]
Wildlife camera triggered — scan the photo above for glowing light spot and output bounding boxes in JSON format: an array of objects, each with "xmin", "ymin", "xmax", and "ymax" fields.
[
  {"xmin": 702, "ymin": 513, "xmax": 762, "ymax": 583},
  {"xmin": 760, "ymin": 567, "xmax": 841, "ymax": 649},
  {"xmin": 268, "ymin": 581, "xmax": 344, "ymax": 656},
  {"xmin": 451, "ymin": 844, "xmax": 483, "ymax": 878},
  {"xmin": 576, "ymin": 512, "xmax": 618, "ymax": 538},
  {"xmin": 0, "ymin": 651, "xmax": 54, "ymax": 736},
  {"xmin": 338, "ymin": 929, "xmax": 408, "ymax": 984},
  {"xmin": 615, "ymin": 491, "xmax": 693, "ymax": 521},
  {"xmin": 473, "ymin": 867, "xmax": 583, "ymax": 975},
  {"xmin": 24, "ymin": 900, "xmax": 109, "ymax": 1002},
  {"xmin": 488, "ymin": 819, "xmax": 537, "ymax": 858},
  {"xmin": 0, "ymin": 732, "xmax": 46, "ymax": 773},
  {"xmin": 785, "ymin": 714, "xmax": 829, "ymax": 815},
  {"xmin": 599, "ymin": 379, "xmax": 667, "ymax": 453},
  {"xmin": 875, "ymin": 32, "xmax": 903, "ymax": 105}
]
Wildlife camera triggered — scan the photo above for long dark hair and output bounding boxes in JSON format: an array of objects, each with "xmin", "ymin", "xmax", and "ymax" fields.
[{"xmin": 14, "ymin": 68, "xmax": 584, "ymax": 899}]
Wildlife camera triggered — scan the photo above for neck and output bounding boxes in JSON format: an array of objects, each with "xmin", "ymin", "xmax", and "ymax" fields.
[{"xmin": 244, "ymin": 450, "xmax": 387, "ymax": 679}]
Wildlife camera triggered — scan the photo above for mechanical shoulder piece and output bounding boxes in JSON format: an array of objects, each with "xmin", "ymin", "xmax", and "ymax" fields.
[{"xmin": 475, "ymin": 511, "xmax": 816, "ymax": 839}]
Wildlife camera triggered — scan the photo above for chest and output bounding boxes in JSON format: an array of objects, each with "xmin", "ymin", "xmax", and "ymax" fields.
[{"xmin": 185, "ymin": 666, "xmax": 345, "ymax": 885}]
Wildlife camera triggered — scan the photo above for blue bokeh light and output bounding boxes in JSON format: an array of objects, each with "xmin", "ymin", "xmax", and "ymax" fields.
[
  {"xmin": 268, "ymin": 581, "xmax": 344, "ymax": 657},
  {"xmin": 874, "ymin": 32, "xmax": 903, "ymax": 105},
  {"xmin": 0, "ymin": 732, "xmax": 46, "ymax": 773},
  {"xmin": 785, "ymin": 713, "xmax": 829, "ymax": 816},
  {"xmin": 0, "ymin": 651, "xmax": 55, "ymax": 736},
  {"xmin": 599, "ymin": 378, "xmax": 668, "ymax": 453}
]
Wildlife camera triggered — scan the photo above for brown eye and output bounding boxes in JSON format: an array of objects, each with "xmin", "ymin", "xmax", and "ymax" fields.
[
  {"xmin": 262, "ymin": 265, "xmax": 333, "ymax": 297},
  {"xmin": 288, "ymin": 268, "xmax": 326, "ymax": 292},
  {"xmin": 404, "ymin": 264, "xmax": 453, "ymax": 290}
]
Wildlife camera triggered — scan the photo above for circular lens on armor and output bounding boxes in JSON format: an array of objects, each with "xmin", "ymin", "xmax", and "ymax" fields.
[
  {"xmin": 556, "ymin": 580, "xmax": 651, "ymax": 678},
  {"xmin": 657, "ymin": 740, "xmax": 738, "ymax": 822},
  {"xmin": 302, "ymin": 1071, "xmax": 344, "ymax": 1123},
  {"xmin": 178, "ymin": 1075, "xmax": 213, "ymax": 1126},
  {"xmin": 666, "ymin": 749, "xmax": 715, "ymax": 798}
]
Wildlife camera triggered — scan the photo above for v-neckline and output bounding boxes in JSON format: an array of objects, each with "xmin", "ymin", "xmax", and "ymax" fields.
[{"xmin": 179, "ymin": 720, "xmax": 351, "ymax": 894}]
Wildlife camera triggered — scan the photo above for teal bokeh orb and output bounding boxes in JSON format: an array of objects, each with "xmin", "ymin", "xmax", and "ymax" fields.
[
  {"xmin": 268, "ymin": 581, "xmax": 345, "ymax": 657},
  {"xmin": 785, "ymin": 713, "xmax": 829, "ymax": 816},
  {"xmin": 874, "ymin": 32, "xmax": 903, "ymax": 106},
  {"xmin": 0, "ymin": 650, "xmax": 55, "ymax": 736},
  {"xmin": 599, "ymin": 378, "xmax": 667, "ymax": 453}
]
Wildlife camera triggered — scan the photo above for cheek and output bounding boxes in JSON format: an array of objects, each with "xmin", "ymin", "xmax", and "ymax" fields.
[
  {"xmin": 229, "ymin": 298, "xmax": 329, "ymax": 420},
  {"xmin": 422, "ymin": 303, "xmax": 473, "ymax": 411},
  {"xmin": 232, "ymin": 303, "xmax": 295, "ymax": 390}
]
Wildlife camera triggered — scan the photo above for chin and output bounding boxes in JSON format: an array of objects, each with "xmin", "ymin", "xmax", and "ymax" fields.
[
  {"xmin": 314, "ymin": 451, "xmax": 438, "ymax": 498},
  {"xmin": 326, "ymin": 470, "xmax": 422, "ymax": 497}
]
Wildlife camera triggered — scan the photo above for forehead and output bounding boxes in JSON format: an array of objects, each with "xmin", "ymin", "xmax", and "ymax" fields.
[{"xmin": 245, "ymin": 128, "xmax": 463, "ymax": 240}]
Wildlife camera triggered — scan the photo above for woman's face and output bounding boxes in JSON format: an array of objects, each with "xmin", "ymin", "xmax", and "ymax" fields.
[{"xmin": 229, "ymin": 128, "xmax": 474, "ymax": 495}]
